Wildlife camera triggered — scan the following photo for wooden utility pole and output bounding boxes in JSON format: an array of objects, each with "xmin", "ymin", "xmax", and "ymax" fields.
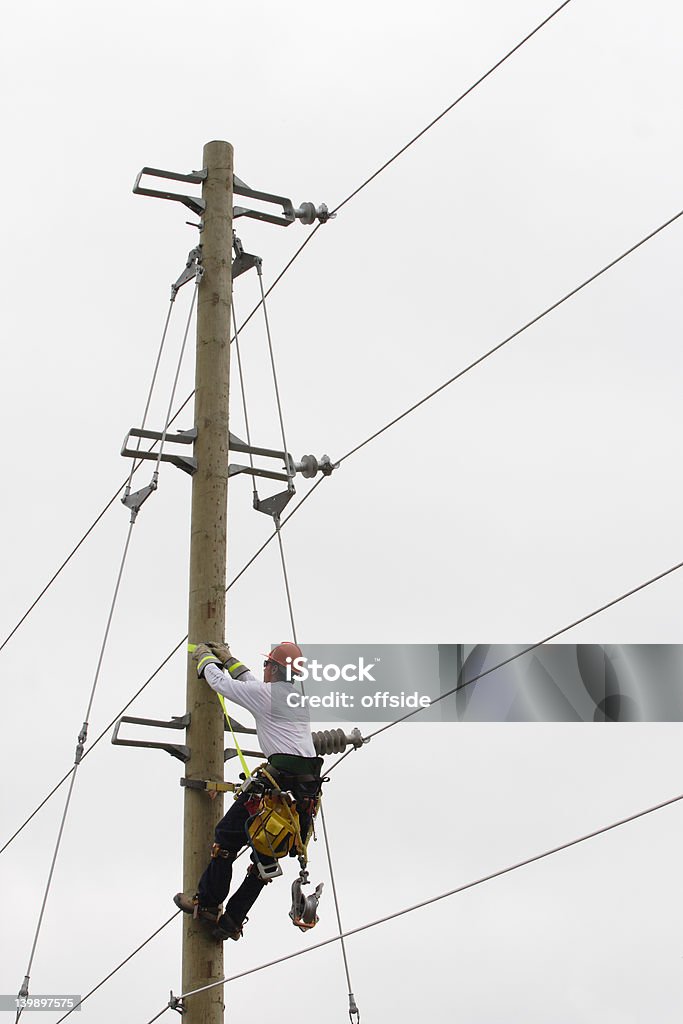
[{"xmin": 182, "ymin": 140, "xmax": 233, "ymax": 1024}]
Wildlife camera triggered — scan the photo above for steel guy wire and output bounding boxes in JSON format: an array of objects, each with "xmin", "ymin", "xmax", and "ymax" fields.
[
  {"xmin": 318, "ymin": 803, "xmax": 360, "ymax": 1023},
  {"xmin": 153, "ymin": 281, "xmax": 199, "ymax": 477},
  {"xmin": 54, "ymin": 912, "xmax": 181, "ymax": 1024},
  {"xmin": 123, "ymin": 295, "xmax": 176, "ymax": 497},
  {"xmin": 257, "ymin": 264, "xmax": 291, "ymax": 476},
  {"xmin": 269, "ymin": 470, "xmax": 359, "ymax": 1021},
  {"xmin": 0, "ymin": 478, "xmax": 327, "ymax": 857},
  {"xmin": 172, "ymin": 786, "xmax": 683, "ymax": 1005},
  {"xmin": 330, "ymin": 0, "xmax": 575, "ymax": 215},
  {"xmin": 339, "ymin": 205, "xmax": 683, "ymax": 464},
  {"xmin": 275, "ymin": 525, "xmax": 297, "ymax": 649},
  {"xmin": 232, "ymin": 295, "xmax": 259, "ymax": 505},
  {"xmin": 15, "ymin": 515, "xmax": 137, "ymax": 1020}
]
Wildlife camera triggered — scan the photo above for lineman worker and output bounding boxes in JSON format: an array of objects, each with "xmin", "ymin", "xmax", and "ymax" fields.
[{"xmin": 174, "ymin": 640, "xmax": 322, "ymax": 941}]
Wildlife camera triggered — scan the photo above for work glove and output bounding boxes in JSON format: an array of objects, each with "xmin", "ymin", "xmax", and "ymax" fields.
[
  {"xmin": 192, "ymin": 642, "xmax": 223, "ymax": 679},
  {"xmin": 208, "ymin": 641, "xmax": 232, "ymax": 664}
]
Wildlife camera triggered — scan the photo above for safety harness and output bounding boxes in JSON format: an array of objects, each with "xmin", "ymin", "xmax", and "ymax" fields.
[{"xmin": 241, "ymin": 760, "xmax": 325, "ymax": 930}]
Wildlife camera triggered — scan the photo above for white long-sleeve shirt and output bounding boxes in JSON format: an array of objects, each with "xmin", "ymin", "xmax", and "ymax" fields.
[{"xmin": 204, "ymin": 663, "xmax": 316, "ymax": 759}]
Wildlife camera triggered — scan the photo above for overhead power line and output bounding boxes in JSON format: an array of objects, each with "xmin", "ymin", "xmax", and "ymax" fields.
[
  {"xmin": 361, "ymin": 555, "xmax": 683, "ymax": 743},
  {"xmin": 339, "ymin": 206, "xmax": 683, "ymax": 463},
  {"xmin": 54, "ymin": 912, "xmax": 180, "ymax": 1024},
  {"xmin": 330, "ymin": 0, "xmax": 575, "ymax": 215},
  {"xmin": 78, "ymin": 778, "xmax": 683, "ymax": 1024},
  {"xmin": 167, "ymin": 787, "xmax": 683, "ymax": 1008}
]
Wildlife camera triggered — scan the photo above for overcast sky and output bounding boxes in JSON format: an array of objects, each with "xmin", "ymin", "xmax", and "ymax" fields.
[{"xmin": 2, "ymin": 1, "xmax": 683, "ymax": 1021}]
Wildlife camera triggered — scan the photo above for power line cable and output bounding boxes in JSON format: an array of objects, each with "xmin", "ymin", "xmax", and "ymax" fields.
[
  {"xmin": 142, "ymin": 1008, "xmax": 172, "ymax": 1024},
  {"xmin": 171, "ymin": 786, "xmax": 683, "ymax": 1007},
  {"xmin": 75, "ymin": 780, "xmax": 683, "ymax": 1024},
  {"xmin": 330, "ymin": 0, "xmax": 574, "ymax": 216},
  {"xmin": 360, "ymin": 554, "xmax": 683, "ymax": 743},
  {"xmin": 54, "ymin": 912, "xmax": 181, "ymax": 1024},
  {"xmin": 339, "ymin": 206, "xmax": 683, "ymax": 464}
]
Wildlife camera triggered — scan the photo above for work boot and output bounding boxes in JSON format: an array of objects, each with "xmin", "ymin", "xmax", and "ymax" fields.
[
  {"xmin": 212, "ymin": 912, "xmax": 246, "ymax": 942},
  {"xmin": 173, "ymin": 892, "xmax": 221, "ymax": 923}
]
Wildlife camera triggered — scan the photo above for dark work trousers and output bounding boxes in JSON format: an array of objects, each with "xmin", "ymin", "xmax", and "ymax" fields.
[{"xmin": 197, "ymin": 792, "xmax": 276, "ymax": 926}]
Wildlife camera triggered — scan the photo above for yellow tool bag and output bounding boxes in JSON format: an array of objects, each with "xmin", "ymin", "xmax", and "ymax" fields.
[{"xmin": 247, "ymin": 792, "xmax": 302, "ymax": 859}]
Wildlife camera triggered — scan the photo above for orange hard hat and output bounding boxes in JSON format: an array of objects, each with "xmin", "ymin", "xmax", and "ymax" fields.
[{"xmin": 265, "ymin": 642, "xmax": 304, "ymax": 674}]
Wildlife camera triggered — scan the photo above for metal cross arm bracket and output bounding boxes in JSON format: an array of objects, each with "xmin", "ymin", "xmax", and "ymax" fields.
[
  {"xmin": 228, "ymin": 433, "xmax": 338, "ymax": 483},
  {"xmin": 121, "ymin": 427, "xmax": 198, "ymax": 476},
  {"xmin": 227, "ymin": 431, "xmax": 294, "ymax": 484},
  {"xmin": 111, "ymin": 713, "xmax": 191, "ymax": 763},
  {"xmin": 233, "ymin": 174, "xmax": 335, "ymax": 228},
  {"xmin": 133, "ymin": 166, "xmax": 207, "ymax": 216}
]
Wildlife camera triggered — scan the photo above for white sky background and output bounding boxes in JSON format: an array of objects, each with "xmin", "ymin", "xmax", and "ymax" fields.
[{"xmin": 1, "ymin": 0, "xmax": 682, "ymax": 1020}]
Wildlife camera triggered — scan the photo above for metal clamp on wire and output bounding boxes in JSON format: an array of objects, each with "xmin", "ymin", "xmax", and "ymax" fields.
[
  {"xmin": 290, "ymin": 866, "xmax": 324, "ymax": 932},
  {"xmin": 168, "ymin": 991, "xmax": 186, "ymax": 1015}
]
